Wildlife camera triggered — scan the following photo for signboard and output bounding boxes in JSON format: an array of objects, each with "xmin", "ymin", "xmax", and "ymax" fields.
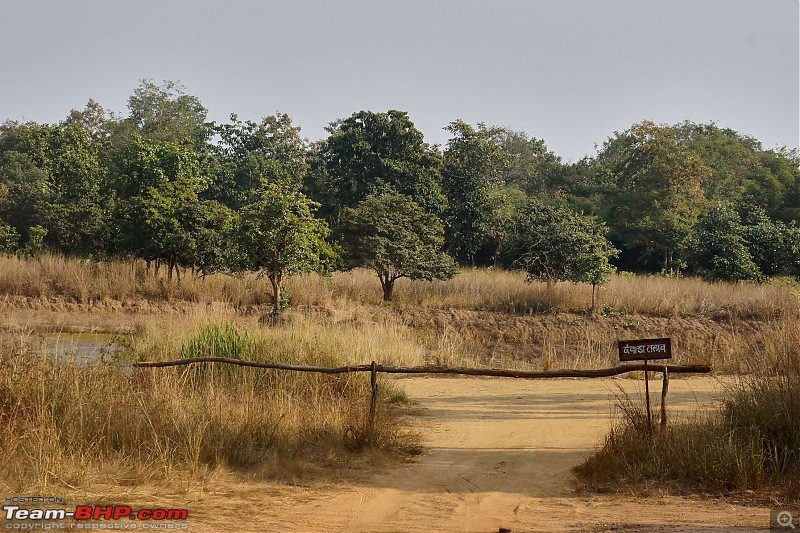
[{"xmin": 618, "ymin": 338, "xmax": 672, "ymax": 362}]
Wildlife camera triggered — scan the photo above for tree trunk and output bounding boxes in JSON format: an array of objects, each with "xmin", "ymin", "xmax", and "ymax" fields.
[
  {"xmin": 591, "ymin": 283, "xmax": 597, "ymax": 313},
  {"xmin": 270, "ymin": 276, "xmax": 282, "ymax": 316},
  {"xmin": 664, "ymin": 249, "xmax": 675, "ymax": 275},
  {"xmin": 381, "ymin": 278, "xmax": 395, "ymax": 302}
]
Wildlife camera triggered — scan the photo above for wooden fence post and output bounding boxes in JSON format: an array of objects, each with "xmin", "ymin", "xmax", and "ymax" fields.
[
  {"xmin": 660, "ymin": 366, "xmax": 669, "ymax": 431},
  {"xmin": 368, "ymin": 360, "xmax": 378, "ymax": 437},
  {"xmin": 644, "ymin": 359, "xmax": 652, "ymax": 434}
]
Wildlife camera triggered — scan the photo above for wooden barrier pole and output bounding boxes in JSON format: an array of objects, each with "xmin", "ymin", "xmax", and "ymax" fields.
[
  {"xmin": 131, "ymin": 358, "xmax": 711, "ymax": 379},
  {"xmin": 660, "ymin": 365, "xmax": 669, "ymax": 431}
]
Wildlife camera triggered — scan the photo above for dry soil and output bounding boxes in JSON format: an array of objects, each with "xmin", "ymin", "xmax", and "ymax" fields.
[{"xmin": 72, "ymin": 374, "xmax": 780, "ymax": 532}]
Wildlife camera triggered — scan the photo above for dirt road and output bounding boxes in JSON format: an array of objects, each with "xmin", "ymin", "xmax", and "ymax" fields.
[{"xmin": 108, "ymin": 375, "xmax": 772, "ymax": 532}]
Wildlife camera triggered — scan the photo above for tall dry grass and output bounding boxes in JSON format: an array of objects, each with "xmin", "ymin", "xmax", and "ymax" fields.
[
  {"xmin": 0, "ymin": 325, "xmax": 413, "ymax": 493},
  {"xmin": 574, "ymin": 350, "xmax": 800, "ymax": 501},
  {"xmin": 2, "ymin": 253, "xmax": 798, "ymax": 374},
  {"xmin": 1, "ymin": 255, "xmax": 798, "ymax": 320}
]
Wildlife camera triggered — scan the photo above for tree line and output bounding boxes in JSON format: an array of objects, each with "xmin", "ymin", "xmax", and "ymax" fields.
[{"xmin": 1, "ymin": 80, "xmax": 798, "ymax": 313}]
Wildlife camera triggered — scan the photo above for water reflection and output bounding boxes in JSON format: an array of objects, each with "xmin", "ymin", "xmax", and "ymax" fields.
[{"xmin": 19, "ymin": 333, "xmax": 125, "ymax": 365}]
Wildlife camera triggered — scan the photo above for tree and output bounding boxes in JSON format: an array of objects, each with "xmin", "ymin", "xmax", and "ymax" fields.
[
  {"xmin": 108, "ymin": 132, "xmax": 210, "ymax": 277},
  {"xmin": 740, "ymin": 205, "xmax": 789, "ymax": 277},
  {"xmin": 500, "ymin": 129, "xmax": 564, "ymax": 195},
  {"xmin": 0, "ymin": 150, "xmax": 51, "ymax": 241},
  {"xmin": 236, "ymin": 182, "xmax": 337, "ymax": 317},
  {"xmin": 209, "ymin": 113, "xmax": 308, "ymax": 208},
  {"xmin": 442, "ymin": 120, "xmax": 509, "ymax": 265},
  {"xmin": 0, "ymin": 222, "xmax": 18, "ymax": 254},
  {"xmin": 340, "ymin": 194, "xmax": 456, "ymax": 301},
  {"xmin": 311, "ymin": 110, "xmax": 444, "ymax": 220},
  {"xmin": 688, "ymin": 204, "xmax": 761, "ymax": 282},
  {"xmin": 782, "ymin": 225, "xmax": 800, "ymax": 280},
  {"xmin": 599, "ymin": 120, "xmax": 709, "ymax": 273},
  {"xmin": 19, "ymin": 225, "xmax": 47, "ymax": 258},
  {"xmin": 126, "ymin": 79, "xmax": 209, "ymax": 150},
  {"xmin": 65, "ymin": 98, "xmax": 114, "ymax": 141},
  {"xmin": 671, "ymin": 121, "xmax": 758, "ymax": 204},
  {"xmin": 504, "ymin": 199, "xmax": 618, "ymax": 310},
  {"xmin": 0, "ymin": 120, "xmax": 107, "ymax": 256}
]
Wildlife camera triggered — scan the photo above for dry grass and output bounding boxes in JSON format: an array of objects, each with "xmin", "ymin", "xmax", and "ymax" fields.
[
  {"xmin": 575, "ymin": 352, "xmax": 800, "ymax": 501},
  {"xmin": 0, "ymin": 325, "xmax": 415, "ymax": 493},
  {"xmin": 1, "ymin": 255, "xmax": 798, "ymax": 321},
  {"xmin": 2, "ymin": 254, "xmax": 799, "ymax": 493},
  {"xmin": 1, "ymin": 257, "xmax": 798, "ymax": 374}
]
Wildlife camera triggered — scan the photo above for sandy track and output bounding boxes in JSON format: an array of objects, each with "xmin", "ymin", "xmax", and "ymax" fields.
[{"xmin": 96, "ymin": 375, "xmax": 772, "ymax": 532}]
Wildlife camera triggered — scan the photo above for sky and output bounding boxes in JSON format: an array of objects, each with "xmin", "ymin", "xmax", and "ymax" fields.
[{"xmin": 0, "ymin": 0, "xmax": 797, "ymax": 162}]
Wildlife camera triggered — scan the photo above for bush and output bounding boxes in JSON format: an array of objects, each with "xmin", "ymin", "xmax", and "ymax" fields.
[
  {"xmin": 179, "ymin": 323, "xmax": 253, "ymax": 383},
  {"xmin": 0, "ymin": 223, "xmax": 19, "ymax": 253},
  {"xmin": 689, "ymin": 204, "xmax": 762, "ymax": 282},
  {"xmin": 575, "ymin": 354, "xmax": 800, "ymax": 500}
]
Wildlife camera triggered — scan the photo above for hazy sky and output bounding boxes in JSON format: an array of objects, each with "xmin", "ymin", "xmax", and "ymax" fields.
[{"xmin": 1, "ymin": 0, "xmax": 797, "ymax": 161}]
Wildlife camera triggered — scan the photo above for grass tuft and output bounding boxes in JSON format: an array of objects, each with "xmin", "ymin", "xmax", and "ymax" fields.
[{"xmin": 574, "ymin": 354, "xmax": 800, "ymax": 501}]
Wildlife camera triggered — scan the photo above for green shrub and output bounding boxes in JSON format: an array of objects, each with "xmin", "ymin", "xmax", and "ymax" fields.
[{"xmin": 180, "ymin": 323, "xmax": 253, "ymax": 383}]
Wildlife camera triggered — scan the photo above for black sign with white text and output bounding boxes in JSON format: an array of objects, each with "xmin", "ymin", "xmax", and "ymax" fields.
[{"xmin": 618, "ymin": 338, "xmax": 672, "ymax": 362}]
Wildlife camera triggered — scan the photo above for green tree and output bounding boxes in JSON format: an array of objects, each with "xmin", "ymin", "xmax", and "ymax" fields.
[
  {"xmin": 599, "ymin": 120, "xmax": 709, "ymax": 273},
  {"xmin": 0, "ymin": 150, "xmax": 51, "ymax": 239},
  {"xmin": 236, "ymin": 182, "xmax": 337, "ymax": 316},
  {"xmin": 442, "ymin": 120, "xmax": 509, "ymax": 265},
  {"xmin": 65, "ymin": 98, "xmax": 114, "ymax": 141},
  {"xmin": 782, "ymin": 225, "xmax": 800, "ymax": 279},
  {"xmin": 504, "ymin": 199, "xmax": 618, "ymax": 310},
  {"xmin": 312, "ymin": 110, "xmax": 444, "ymax": 219},
  {"xmin": 340, "ymin": 194, "xmax": 456, "ymax": 302},
  {"xmin": 672, "ymin": 121, "xmax": 759, "ymax": 204},
  {"xmin": 108, "ymin": 133, "xmax": 210, "ymax": 277},
  {"xmin": 210, "ymin": 113, "xmax": 308, "ymax": 208},
  {"xmin": 501, "ymin": 129, "xmax": 564, "ymax": 195},
  {"xmin": 185, "ymin": 199, "xmax": 237, "ymax": 276},
  {"xmin": 740, "ymin": 205, "xmax": 789, "ymax": 277},
  {"xmin": 19, "ymin": 225, "xmax": 47, "ymax": 258},
  {"xmin": 126, "ymin": 79, "xmax": 209, "ymax": 150},
  {"xmin": 0, "ymin": 120, "xmax": 107, "ymax": 256},
  {"xmin": 688, "ymin": 204, "xmax": 761, "ymax": 282},
  {"xmin": 748, "ymin": 149, "xmax": 800, "ymax": 223}
]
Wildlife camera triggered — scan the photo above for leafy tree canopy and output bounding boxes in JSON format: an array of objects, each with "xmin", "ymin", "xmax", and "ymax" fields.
[
  {"xmin": 126, "ymin": 79, "xmax": 209, "ymax": 150},
  {"xmin": 442, "ymin": 120, "xmax": 509, "ymax": 265},
  {"xmin": 688, "ymin": 203, "xmax": 762, "ymax": 282},
  {"xmin": 313, "ymin": 110, "xmax": 445, "ymax": 219},
  {"xmin": 503, "ymin": 199, "xmax": 618, "ymax": 309},
  {"xmin": 598, "ymin": 120, "xmax": 709, "ymax": 273},
  {"xmin": 500, "ymin": 129, "xmax": 564, "ymax": 195},
  {"xmin": 209, "ymin": 113, "xmax": 308, "ymax": 208}
]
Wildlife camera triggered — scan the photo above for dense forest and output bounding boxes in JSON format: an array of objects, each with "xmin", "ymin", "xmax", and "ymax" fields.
[{"xmin": 1, "ymin": 80, "xmax": 798, "ymax": 311}]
